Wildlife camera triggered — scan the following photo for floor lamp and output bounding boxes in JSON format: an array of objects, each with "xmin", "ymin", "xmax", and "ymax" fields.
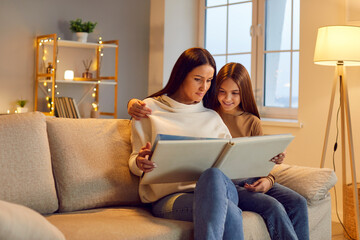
[{"xmin": 314, "ymin": 25, "xmax": 360, "ymax": 239}]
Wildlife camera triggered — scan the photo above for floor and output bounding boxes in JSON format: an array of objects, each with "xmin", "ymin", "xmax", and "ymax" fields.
[{"xmin": 332, "ymin": 221, "xmax": 351, "ymax": 240}]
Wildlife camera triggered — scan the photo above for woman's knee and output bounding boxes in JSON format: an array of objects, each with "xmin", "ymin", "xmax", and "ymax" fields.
[
  {"xmin": 196, "ymin": 168, "xmax": 238, "ymax": 203},
  {"xmin": 201, "ymin": 168, "xmax": 224, "ymax": 180},
  {"xmin": 198, "ymin": 168, "xmax": 228, "ymax": 186}
]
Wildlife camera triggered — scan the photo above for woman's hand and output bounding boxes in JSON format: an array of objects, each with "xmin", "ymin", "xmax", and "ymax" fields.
[
  {"xmin": 128, "ymin": 99, "xmax": 152, "ymax": 120},
  {"xmin": 136, "ymin": 142, "xmax": 156, "ymax": 173},
  {"xmin": 244, "ymin": 177, "xmax": 272, "ymax": 193},
  {"xmin": 270, "ymin": 151, "xmax": 286, "ymax": 164}
]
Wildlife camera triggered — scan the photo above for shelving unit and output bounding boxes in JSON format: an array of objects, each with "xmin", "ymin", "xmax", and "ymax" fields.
[{"xmin": 34, "ymin": 33, "xmax": 118, "ymax": 118}]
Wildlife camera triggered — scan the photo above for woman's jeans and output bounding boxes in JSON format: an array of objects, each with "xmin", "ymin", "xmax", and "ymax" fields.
[{"xmin": 152, "ymin": 168, "xmax": 309, "ymax": 240}]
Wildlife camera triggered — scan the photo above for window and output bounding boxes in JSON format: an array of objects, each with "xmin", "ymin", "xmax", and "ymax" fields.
[{"xmin": 200, "ymin": 0, "xmax": 300, "ymax": 119}]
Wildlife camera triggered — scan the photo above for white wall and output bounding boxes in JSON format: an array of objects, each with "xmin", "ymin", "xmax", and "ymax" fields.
[
  {"xmin": 0, "ymin": 0, "xmax": 150, "ymax": 118},
  {"xmin": 163, "ymin": 0, "xmax": 199, "ymax": 85},
  {"xmin": 148, "ymin": 0, "xmax": 360, "ymax": 222},
  {"xmin": 148, "ymin": 0, "xmax": 199, "ymax": 94}
]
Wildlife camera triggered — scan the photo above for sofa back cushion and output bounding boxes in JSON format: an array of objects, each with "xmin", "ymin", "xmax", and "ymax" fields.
[
  {"xmin": 0, "ymin": 112, "xmax": 58, "ymax": 214},
  {"xmin": 46, "ymin": 118, "xmax": 140, "ymax": 212}
]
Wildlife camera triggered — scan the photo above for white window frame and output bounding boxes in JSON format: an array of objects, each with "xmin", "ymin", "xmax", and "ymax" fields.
[{"xmin": 198, "ymin": 0, "xmax": 299, "ymax": 120}]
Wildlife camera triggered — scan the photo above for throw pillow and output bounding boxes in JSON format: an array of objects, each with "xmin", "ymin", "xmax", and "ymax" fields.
[
  {"xmin": 47, "ymin": 118, "xmax": 140, "ymax": 212},
  {"xmin": 0, "ymin": 200, "xmax": 65, "ymax": 240},
  {"xmin": 0, "ymin": 112, "xmax": 58, "ymax": 214},
  {"xmin": 271, "ymin": 164, "xmax": 337, "ymax": 204}
]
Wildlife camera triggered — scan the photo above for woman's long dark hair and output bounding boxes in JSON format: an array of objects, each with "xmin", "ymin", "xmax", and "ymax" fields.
[
  {"xmin": 149, "ymin": 48, "xmax": 217, "ymax": 109},
  {"xmin": 214, "ymin": 62, "xmax": 260, "ymax": 119}
]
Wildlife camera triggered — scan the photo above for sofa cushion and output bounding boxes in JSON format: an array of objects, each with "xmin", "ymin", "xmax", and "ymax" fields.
[
  {"xmin": 47, "ymin": 118, "xmax": 140, "ymax": 212},
  {"xmin": 0, "ymin": 112, "xmax": 58, "ymax": 214},
  {"xmin": 0, "ymin": 200, "xmax": 65, "ymax": 240},
  {"xmin": 270, "ymin": 164, "xmax": 337, "ymax": 204},
  {"xmin": 46, "ymin": 207, "xmax": 193, "ymax": 240}
]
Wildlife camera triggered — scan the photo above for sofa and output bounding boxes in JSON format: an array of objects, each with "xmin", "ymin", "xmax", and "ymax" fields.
[{"xmin": 0, "ymin": 112, "xmax": 337, "ymax": 240}]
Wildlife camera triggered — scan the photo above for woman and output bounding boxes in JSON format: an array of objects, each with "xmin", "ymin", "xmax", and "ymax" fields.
[
  {"xmin": 129, "ymin": 62, "xmax": 309, "ymax": 240},
  {"xmin": 130, "ymin": 48, "xmax": 243, "ymax": 240}
]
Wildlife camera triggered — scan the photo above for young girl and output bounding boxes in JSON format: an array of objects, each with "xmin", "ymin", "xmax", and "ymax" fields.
[{"xmin": 128, "ymin": 62, "xmax": 309, "ymax": 240}]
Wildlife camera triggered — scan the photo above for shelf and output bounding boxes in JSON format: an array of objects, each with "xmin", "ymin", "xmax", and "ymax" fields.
[
  {"xmin": 56, "ymin": 80, "xmax": 117, "ymax": 85},
  {"xmin": 35, "ymin": 34, "xmax": 118, "ymax": 118},
  {"xmin": 38, "ymin": 79, "xmax": 116, "ymax": 86},
  {"xmin": 43, "ymin": 39, "xmax": 117, "ymax": 49}
]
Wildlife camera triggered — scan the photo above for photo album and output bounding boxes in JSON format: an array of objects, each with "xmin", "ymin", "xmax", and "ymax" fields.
[{"xmin": 141, "ymin": 133, "xmax": 294, "ymax": 184}]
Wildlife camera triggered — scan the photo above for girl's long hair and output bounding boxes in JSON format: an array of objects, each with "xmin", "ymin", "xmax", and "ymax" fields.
[
  {"xmin": 149, "ymin": 48, "xmax": 217, "ymax": 109},
  {"xmin": 214, "ymin": 62, "xmax": 260, "ymax": 119}
]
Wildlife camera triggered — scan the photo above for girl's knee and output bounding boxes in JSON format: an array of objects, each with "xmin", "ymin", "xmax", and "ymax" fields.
[{"xmin": 295, "ymin": 195, "xmax": 308, "ymax": 210}]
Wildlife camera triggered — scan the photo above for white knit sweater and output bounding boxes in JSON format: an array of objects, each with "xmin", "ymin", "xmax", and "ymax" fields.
[{"xmin": 129, "ymin": 95, "xmax": 231, "ymax": 203}]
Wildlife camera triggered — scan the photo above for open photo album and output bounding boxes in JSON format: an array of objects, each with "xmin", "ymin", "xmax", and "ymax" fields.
[{"xmin": 141, "ymin": 133, "xmax": 294, "ymax": 184}]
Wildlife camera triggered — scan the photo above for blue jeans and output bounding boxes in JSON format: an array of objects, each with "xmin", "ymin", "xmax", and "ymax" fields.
[
  {"xmin": 233, "ymin": 177, "xmax": 309, "ymax": 240},
  {"xmin": 152, "ymin": 168, "xmax": 309, "ymax": 240}
]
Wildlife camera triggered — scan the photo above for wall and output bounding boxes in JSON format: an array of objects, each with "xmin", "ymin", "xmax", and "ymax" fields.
[
  {"xmin": 149, "ymin": 0, "xmax": 360, "ymax": 222},
  {"xmin": 0, "ymin": 0, "xmax": 150, "ymax": 119},
  {"xmin": 148, "ymin": 0, "xmax": 199, "ymax": 94}
]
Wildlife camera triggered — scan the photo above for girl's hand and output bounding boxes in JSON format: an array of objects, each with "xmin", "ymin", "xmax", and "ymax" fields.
[
  {"xmin": 136, "ymin": 142, "xmax": 156, "ymax": 173},
  {"xmin": 270, "ymin": 151, "xmax": 286, "ymax": 164},
  {"xmin": 244, "ymin": 177, "xmax": 272, "ymax": 193},
  {"xmin": 128, "ymin": 99, "xmax": 152, "ymax": 120}
]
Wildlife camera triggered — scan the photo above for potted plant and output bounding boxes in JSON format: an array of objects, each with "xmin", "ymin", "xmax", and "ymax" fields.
[
  {"xmin": 17, "ymin": 99, "xmax": 28, "ymax": 113},
  {"xmin": 69, "ymin": 18, "xmax": 97, "ymax": 43}
]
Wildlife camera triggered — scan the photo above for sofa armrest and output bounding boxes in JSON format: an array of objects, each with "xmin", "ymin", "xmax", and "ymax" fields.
[{"xmin": 270, "ymin": 164, "xmax": 337, "ymax": 204}]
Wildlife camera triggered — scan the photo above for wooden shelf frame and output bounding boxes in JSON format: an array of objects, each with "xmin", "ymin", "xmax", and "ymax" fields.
[{"xmin": 34, "ymin": 34, "xmax": 119, "ymax": 118}]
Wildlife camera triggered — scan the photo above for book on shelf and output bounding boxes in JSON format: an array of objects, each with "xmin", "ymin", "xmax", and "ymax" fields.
[
  {"xmin": 54, "ymin": 97, "xmax": 80, "ymax": 118},
  {"xmin": 141, "ymin": 133, "xmax": 294, "ymax": 184}
]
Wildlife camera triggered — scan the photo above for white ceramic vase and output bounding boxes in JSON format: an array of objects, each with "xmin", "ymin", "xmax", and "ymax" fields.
[
  {"xmin": 17, "ymin": 107, "xmax": 28, "ymax": 113},
  {"xmin": 75, "ymin": 32, "xmax": 88, "ymax": 43}
]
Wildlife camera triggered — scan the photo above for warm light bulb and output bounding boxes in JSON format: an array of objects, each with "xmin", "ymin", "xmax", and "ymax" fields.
[
  {"xmin": 43, "ymin": 82, "xmax": 47, "ymax": 86},
  {"xmin": 48, "ymin": 88, "xmax": 51, "ymax": 92},
  {"xmin": 92, "ymin": 93, "xmax": 96, "ymax": 98},
  {"xmin": 92, "ymin": 102, "xmax": 98, "ymax": 111},
  {"xmin": 46, "ymin": 96, "xmax": 49, "ymax": 101},
  {"xmin": 7, "ymin": 110, "xmax": 10, "ymax": 114}
]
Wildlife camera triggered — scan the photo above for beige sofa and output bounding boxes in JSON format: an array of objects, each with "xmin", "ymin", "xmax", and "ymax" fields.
[{"xmin": 0, "ymin": 112, "xmax": 337, "ymax": 240}]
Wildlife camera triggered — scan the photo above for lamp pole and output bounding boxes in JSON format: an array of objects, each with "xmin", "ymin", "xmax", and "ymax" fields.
[{"xmin": 320, "ymin": 62, "xmax": 360, "ymax": 239}]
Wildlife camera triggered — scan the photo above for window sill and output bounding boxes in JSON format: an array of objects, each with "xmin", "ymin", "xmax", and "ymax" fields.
[{"xmin": 261, "ymin": 118, "xmax": 303, "ymax": 128}]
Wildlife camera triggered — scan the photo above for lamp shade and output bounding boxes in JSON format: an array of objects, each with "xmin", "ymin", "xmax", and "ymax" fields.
[{"xmin": 314, "ymin": 26, "xmax": 360, "ymax": 66}]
